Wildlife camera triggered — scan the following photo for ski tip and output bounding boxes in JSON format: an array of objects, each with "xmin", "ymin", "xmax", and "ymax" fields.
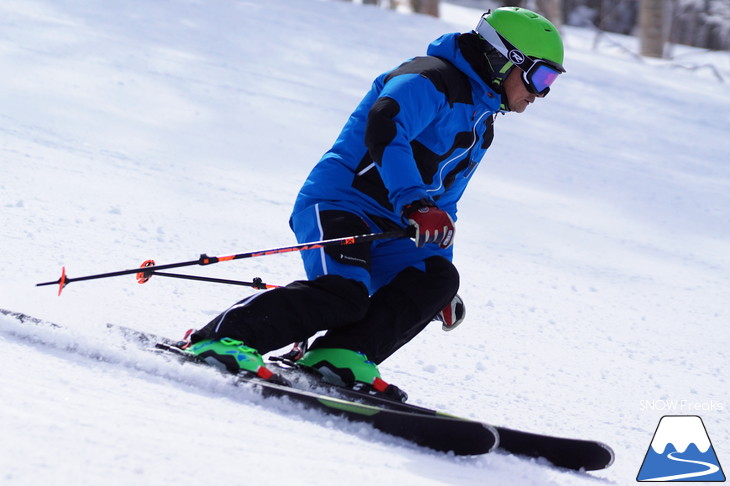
[{"xmin": 598, "ymin": 441, "xmax": 615, "ymax": 469}]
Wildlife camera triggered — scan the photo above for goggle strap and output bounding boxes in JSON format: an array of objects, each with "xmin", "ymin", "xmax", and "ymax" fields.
[{"xmin": 475, "ymin": 16, "xmax": 512, "ymax": 61}]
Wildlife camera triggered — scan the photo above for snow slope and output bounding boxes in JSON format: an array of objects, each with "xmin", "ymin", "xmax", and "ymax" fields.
[{"xmin": 1, "ymin": 0, "xmax": 728, "ymax": 484}]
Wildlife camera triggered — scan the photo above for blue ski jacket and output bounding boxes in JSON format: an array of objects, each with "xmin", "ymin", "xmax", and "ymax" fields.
[{"xmin": 291, "ymin": 32, "xmax": 502, "ymax": 234}]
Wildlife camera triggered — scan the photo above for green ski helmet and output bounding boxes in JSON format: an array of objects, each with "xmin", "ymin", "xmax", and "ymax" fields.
[{"xmin": 475, "ymin": 7, "xmax": 565, "ymax": 96}]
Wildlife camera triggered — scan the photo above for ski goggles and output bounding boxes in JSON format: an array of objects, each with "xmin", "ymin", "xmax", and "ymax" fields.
[{"xmin": 474, "ymin": 13, "xmax": 565, "ymax": 96}]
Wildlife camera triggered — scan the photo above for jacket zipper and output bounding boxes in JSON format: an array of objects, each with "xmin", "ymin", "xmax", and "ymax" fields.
[{"xmin": 427, "ymin": 110, "xmax": 490, "ymax": 195}]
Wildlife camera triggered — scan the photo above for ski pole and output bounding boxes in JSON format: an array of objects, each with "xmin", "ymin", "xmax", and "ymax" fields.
[{"xmin": 37, "ymin": 227, "xmax": 414, "ymax": 295}]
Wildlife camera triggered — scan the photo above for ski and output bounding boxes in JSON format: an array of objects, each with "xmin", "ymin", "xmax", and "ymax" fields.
[
  {"xmin": 105, "ymin": 321, "xmax": 614, "ymax": 470},
  {"xmin": 0, "ymin": 309, "xmax": 614, "ymax": 470}
]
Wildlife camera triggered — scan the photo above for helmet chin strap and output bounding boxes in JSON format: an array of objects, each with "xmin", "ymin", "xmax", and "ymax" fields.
[
  {"xmin": 497, "ymin": 63, "xmax": 514, "ymax": 112},
  {"xmin": 500, "ymin": 94, "xmax": 511, "ymax": 112}
]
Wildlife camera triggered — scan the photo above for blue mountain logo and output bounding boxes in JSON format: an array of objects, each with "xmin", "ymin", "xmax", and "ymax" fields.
[{"xmin": 637, "ymin": 415, "xmax": 726, "ymax": 482}]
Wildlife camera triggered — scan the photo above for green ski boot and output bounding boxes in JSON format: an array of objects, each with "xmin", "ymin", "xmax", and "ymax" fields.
[
  {"xmin": 298, "ymin": 348, "xmax": 408, "ymax": 402},
  {"xmin": 187, "ymin": 337, "xmax": 275, "ymax": 380}
]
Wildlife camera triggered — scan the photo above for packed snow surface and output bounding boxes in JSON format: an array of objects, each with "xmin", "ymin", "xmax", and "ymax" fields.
[{"xmin": 1, "ymin": 1, "xmax": 728, "ymax": 485}]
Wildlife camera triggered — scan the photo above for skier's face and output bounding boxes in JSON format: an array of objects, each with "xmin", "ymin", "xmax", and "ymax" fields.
[{"xmin": 504, "ymin": 67, "xmax": 542, "ymax": 113}]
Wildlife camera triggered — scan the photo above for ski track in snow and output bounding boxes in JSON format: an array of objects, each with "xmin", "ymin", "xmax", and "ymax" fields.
[{"xmin": 1, "ymin": 0, "xmax": 729, "ymax": 485}]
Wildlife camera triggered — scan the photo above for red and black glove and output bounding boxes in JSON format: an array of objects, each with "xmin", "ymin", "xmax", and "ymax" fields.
[
  {"xmin": 404, "ymin": 199, "xmax": 455, "ymax": 249},
  {"xmin": 436, "ymin": 293, "xmax": 466, "ymax": 331}
]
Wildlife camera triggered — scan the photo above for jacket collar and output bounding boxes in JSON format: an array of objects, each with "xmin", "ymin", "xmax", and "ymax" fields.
[{"xmin": 426, "ymin": 33, "xmax": 505, "ymax": 112}]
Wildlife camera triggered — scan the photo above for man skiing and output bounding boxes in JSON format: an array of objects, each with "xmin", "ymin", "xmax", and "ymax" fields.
[{"xmin": 186, "ymin": 7, "xmax": 566, "ymax": 394}]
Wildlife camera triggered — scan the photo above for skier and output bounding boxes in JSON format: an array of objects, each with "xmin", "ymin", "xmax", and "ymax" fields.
[{"xmin": 186, "ymin": 7, "xmax": 565, "ymax": 394}]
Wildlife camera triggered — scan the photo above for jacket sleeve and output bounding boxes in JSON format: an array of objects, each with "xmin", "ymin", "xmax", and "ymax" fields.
[{"xmin": 364, "ymin": 72, "xmax": 446, "ymax": 219}]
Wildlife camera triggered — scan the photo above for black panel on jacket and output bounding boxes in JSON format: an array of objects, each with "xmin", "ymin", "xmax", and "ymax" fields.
[
  {"xmin": 366, "ymin": 97, "xmax": 400, "ymax": 164},
  {"xmin": 351, "ymin": 154, "xmax": 395, "ymax": 212},
  {"xmin": 384, "ymin": 55, "xmax": 473, "ymax": 106},
  {"xmin": 411, "ymin": 131, "xmax": 474, "ymax": 185},
  {"xmin": 481, "ymin": 114, "xmax": 495, "ymax": 149}
]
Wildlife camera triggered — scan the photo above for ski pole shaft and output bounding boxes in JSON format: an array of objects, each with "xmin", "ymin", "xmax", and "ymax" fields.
[
  {"xmin": 146, "ymin": 272, "xmax": 279, "ymax": 289},
  {"xmin": 37, "ymin": 227, "xmax": 414, "ymax": 295},
  {"xmin": 196, "ymin": 226, "xmax": 413, "ymax": 264}
]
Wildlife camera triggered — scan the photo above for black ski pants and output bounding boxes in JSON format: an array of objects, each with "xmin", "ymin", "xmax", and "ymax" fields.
[{"xmin": 191, "ymin": 255, "xmax": 458, "ymax": 364}]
